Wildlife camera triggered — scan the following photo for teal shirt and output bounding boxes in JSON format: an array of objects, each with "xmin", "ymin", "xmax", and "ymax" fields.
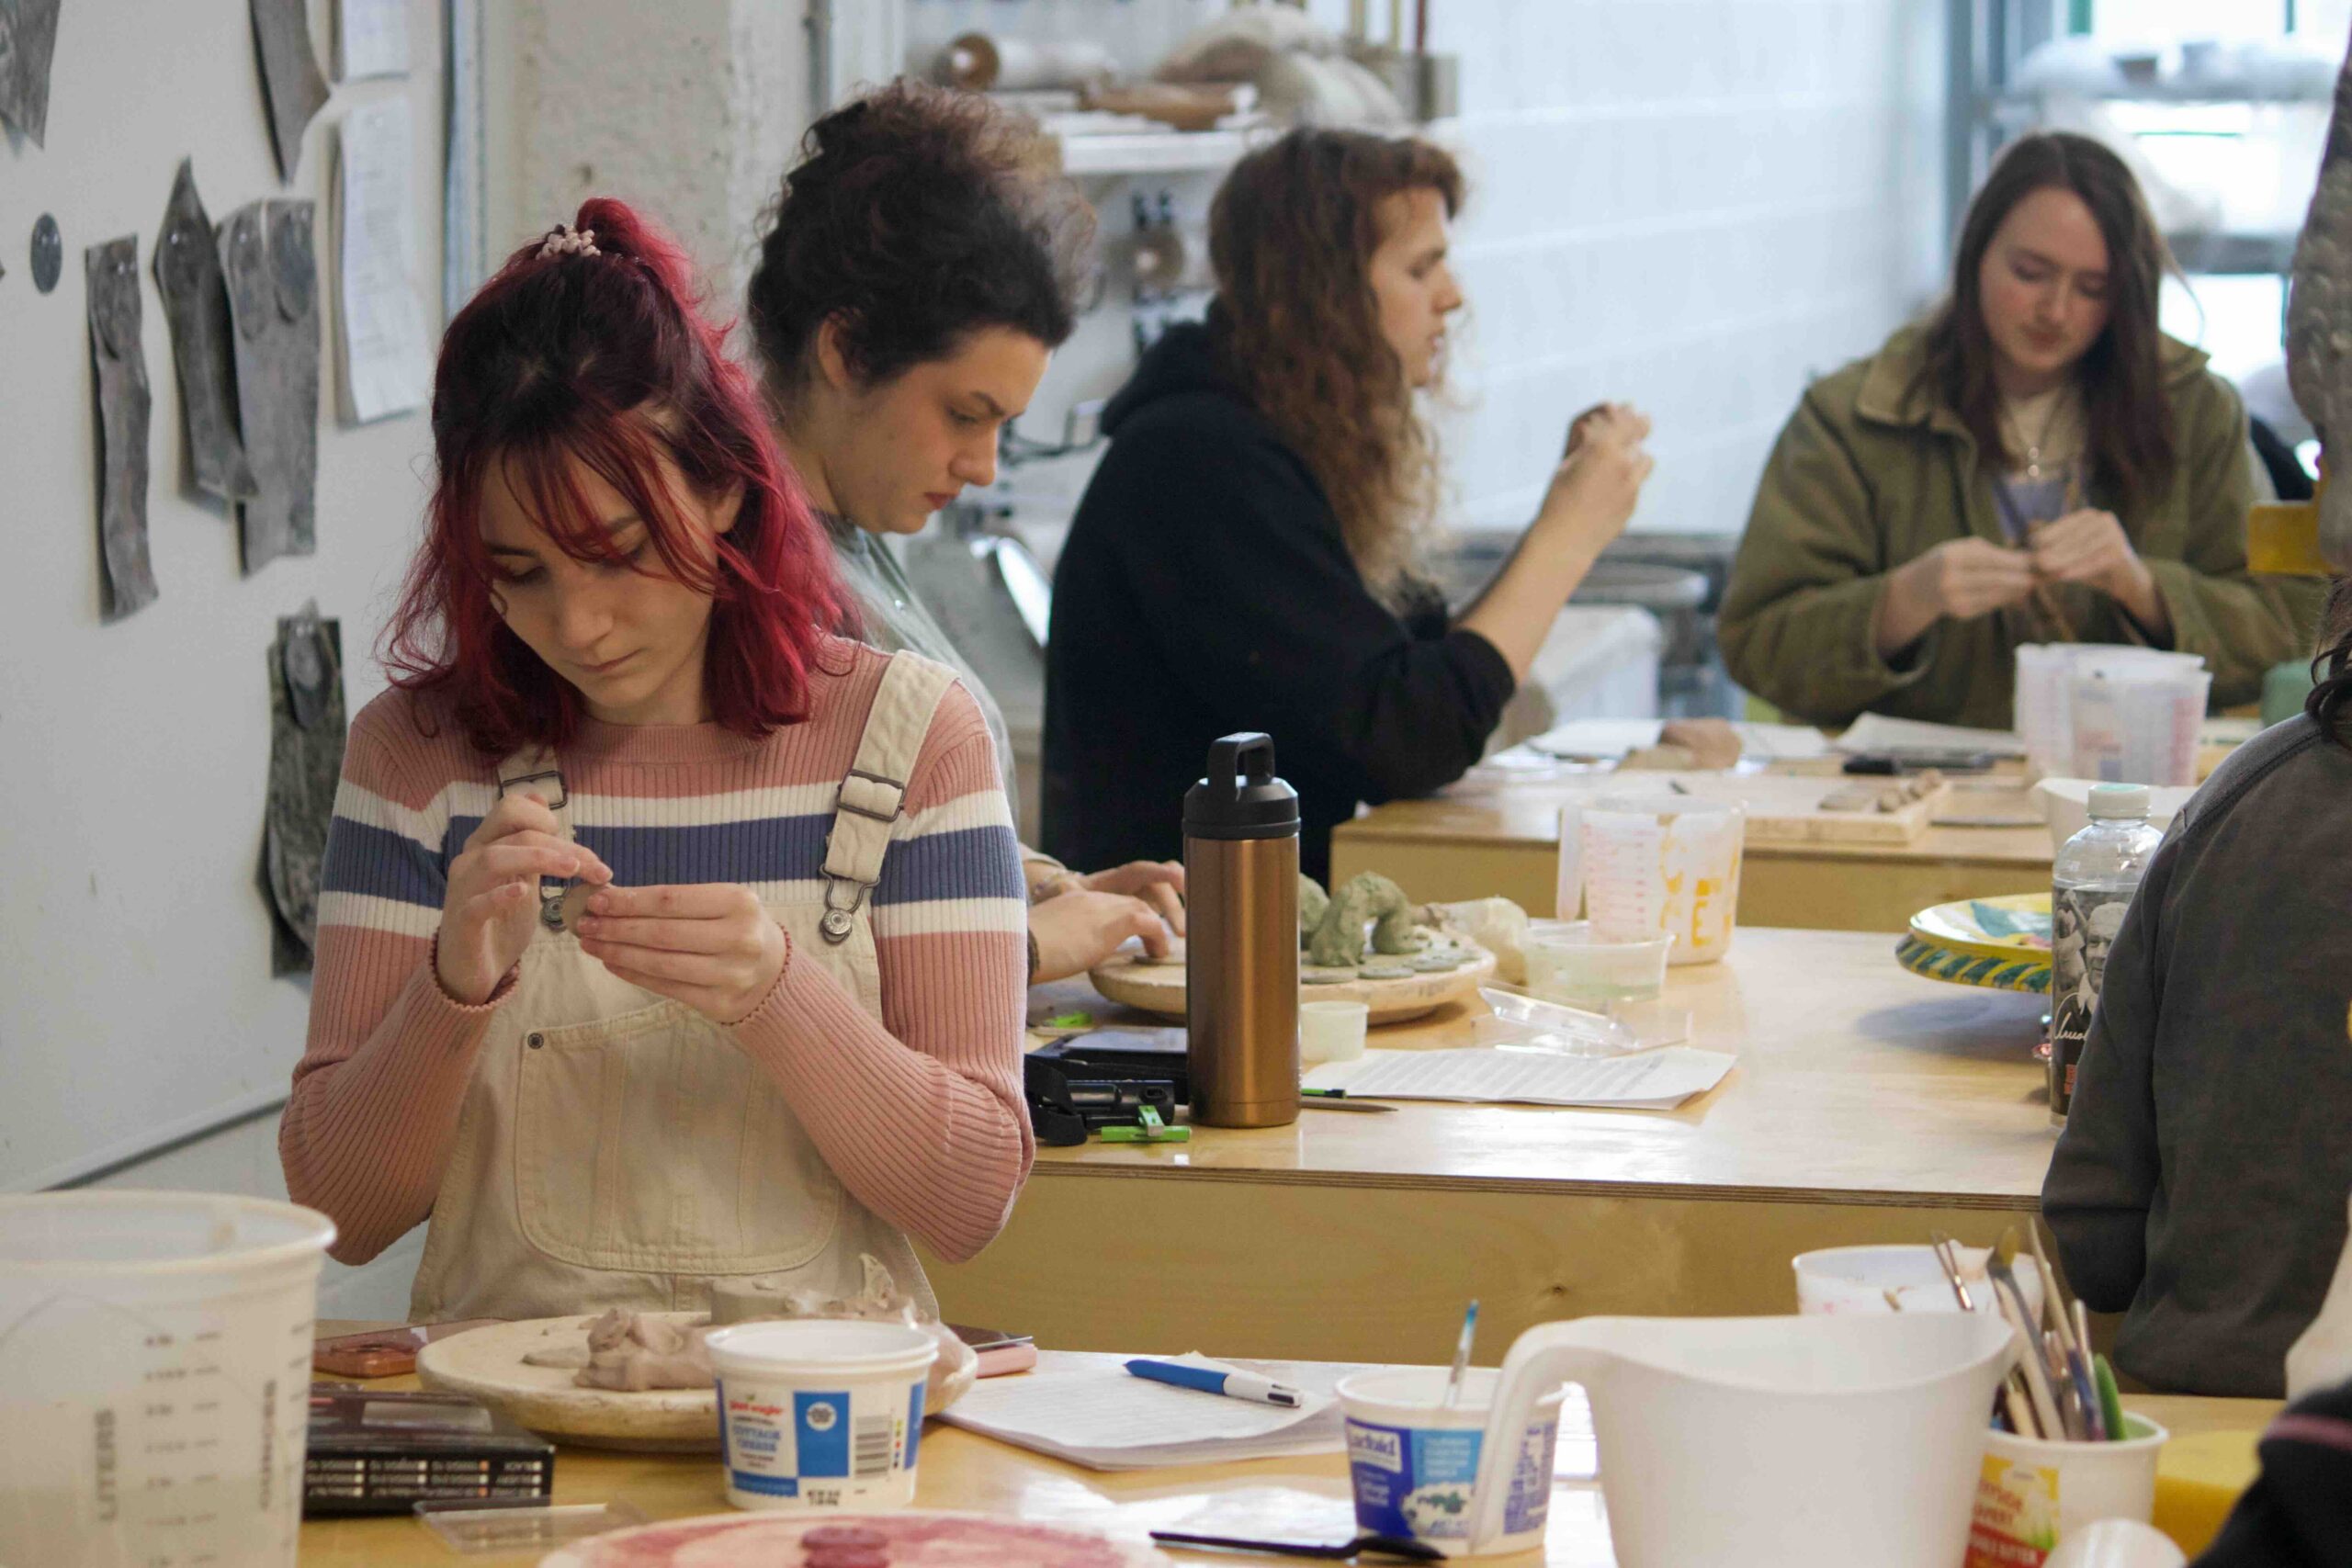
[{"xmin": 823, "ymin": 513, "xmax": 1023, "ymax": 837}]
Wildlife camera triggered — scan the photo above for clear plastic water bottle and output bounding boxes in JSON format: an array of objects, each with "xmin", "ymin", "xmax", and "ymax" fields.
[{"xmin": 2047, "ymin": 784, "xmax": 2164, "ymax": 1127}]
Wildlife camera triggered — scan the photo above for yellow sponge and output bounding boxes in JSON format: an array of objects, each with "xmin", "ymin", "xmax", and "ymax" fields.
[{"xmin": 2152, "ymin": 1429, "xmax": 2264, "ymax": 1555}]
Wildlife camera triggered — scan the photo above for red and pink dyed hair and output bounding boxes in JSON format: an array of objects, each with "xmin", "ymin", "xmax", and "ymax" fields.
[{"xmin": 382, "ymin": 197, "xmax": 842, "ymax": 756}]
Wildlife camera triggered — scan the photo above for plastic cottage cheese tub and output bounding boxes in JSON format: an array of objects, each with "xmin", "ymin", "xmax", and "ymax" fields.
[
  {"xmin": 1338, "ymin": 1366, "xmax": 1563, "ymax": 1558},
  {"xmin": 705, "ymin": 1319, "xmax": 938, "ymax": 1512}
]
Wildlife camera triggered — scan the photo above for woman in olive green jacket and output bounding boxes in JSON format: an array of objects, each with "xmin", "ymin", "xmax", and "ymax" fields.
[{"xmin": 1720, "ymin": 132, "xmax": 2318, "ymax": 730}]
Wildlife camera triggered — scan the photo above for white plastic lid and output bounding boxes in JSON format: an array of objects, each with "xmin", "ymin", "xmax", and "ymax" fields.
[{"xmin": 2086, "ymin": 784, "xmax": 2151, "ymax": 819}]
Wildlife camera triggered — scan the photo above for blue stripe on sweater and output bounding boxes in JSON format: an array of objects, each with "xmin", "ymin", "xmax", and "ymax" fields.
[
  {"xmin": 321, "ymin": 817, "xmax": 447, "ymax": 908},
  {"xmin": 322, "ymin": 813, "xmax": 1027, "ymax": 908}
]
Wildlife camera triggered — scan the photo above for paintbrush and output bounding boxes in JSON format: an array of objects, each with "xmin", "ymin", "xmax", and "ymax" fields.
[
  {"xmin": 1990, "ymin": 1227, "xmax": 2065, "ymax": 1438},
  {"xmin": 1928, "ymin": 1231, "xmax": 1976, "ymax": 1312},
  {"xmin": 1442, "ymin": 1300, "xmax": 1478, "ymax": 1409},
  {"xmin": 2028, "ymin": 1222, "xmax": 2102, "ymax": 1439}
]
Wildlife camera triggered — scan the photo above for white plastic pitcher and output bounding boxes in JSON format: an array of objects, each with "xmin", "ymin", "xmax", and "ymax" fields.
[
  {"xmin": 0, "ymin": 1190, "xmax": 337, "ymax": 1568},
  {"xmin": 1555, "ymin": 794, "xmax": 1743, "ymax": 964},
  {"xmin": 1465, "ymin": 1313, "xmax": 2017, "ymax": 1565}
]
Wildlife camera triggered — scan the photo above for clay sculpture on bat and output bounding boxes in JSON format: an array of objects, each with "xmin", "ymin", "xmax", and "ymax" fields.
[
  {"xmin": 87, "ymin": 236, "xmax": 159, "ymax": 621},
  {"xmin": 2288, "ymin": 20, "xmax": 2352, "ymax": 570}
]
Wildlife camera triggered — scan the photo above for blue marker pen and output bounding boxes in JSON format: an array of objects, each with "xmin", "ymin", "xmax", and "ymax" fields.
[{"xmin": 1124, "ymin": 1358, "xmax": 1303, "ymax": 1408}]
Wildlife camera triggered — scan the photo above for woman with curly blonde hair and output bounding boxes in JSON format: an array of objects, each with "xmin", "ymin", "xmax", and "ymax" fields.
[{"xmin": 1044, "ymin": 128, "xmax": 1652, "ymax": 880}]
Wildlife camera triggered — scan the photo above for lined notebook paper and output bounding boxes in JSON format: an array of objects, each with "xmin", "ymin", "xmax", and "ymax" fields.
[{"xmin": 940, "ymin": 1352, "xmax": 1353, "ymax": 1470}]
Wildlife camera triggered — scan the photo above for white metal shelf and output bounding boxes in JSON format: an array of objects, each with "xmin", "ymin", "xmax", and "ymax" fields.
[{"xmin": 1055, "ymin": 128, "xmax": 1256, "ymax": 176}]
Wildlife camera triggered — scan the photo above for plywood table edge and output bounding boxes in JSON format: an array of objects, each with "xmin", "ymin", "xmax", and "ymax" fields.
[{"xmin": 1024, "ymin": 1157, "xmax": 2043, "ymax": 1210}]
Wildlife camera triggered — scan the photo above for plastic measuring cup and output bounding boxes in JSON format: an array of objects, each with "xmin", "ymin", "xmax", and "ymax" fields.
[
  {"xmin": 1555, "ymin": 793, "xmax": 1744, "ymax": 964},
  {"xmin": 706, "ymin": 1318, "xmax": 938, "ymax": 1512},
  {"xmin": 0, "ymin": 1190, "xmax": 337, "ymax": 1568}
]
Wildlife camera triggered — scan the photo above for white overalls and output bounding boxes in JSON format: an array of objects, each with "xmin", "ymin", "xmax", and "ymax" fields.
[{"xmin": 407, "ymin": 652, "xmax": 960, "ymax": 1322}]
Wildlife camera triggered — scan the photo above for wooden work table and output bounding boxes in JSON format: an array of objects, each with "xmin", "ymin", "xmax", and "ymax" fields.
[
  {"xmin": 1330, "ymin": 778, "xmax": 2053, "ymax": 934},
  {"xmin": 300, "ymin": 1344, "xmax": 2277, "ymax": 1566},
  {"xmin": 924, "ymin": 928, "xmax": 2061, "ymax": 1364}
]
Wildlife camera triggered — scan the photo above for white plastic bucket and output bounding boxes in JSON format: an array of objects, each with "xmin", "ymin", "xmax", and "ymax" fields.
[
  {"xmin": 1337, "ymin": 1366, "xmax": 1563, "ymax": 1558},
  {"xmin": 0, "ymin": 1190, "xmax": 336, "ymax": 1568},
  {"xmin": 1793, "ymin": 1244, "xmax": 2045, "ymax": 1320},
  {"xmin": 1968, "ymin": 1415, "xmax": 2170, "ymax": 1567},
  {"xmin": 706, "ymin": 1318, "xmax": 937, "ymax": 1512}
]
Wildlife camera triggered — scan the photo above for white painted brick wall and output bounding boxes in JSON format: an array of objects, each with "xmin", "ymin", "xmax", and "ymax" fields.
[{"xmin": 1420, "ymin": 0, "xmax": 1949, "ymax": 536}]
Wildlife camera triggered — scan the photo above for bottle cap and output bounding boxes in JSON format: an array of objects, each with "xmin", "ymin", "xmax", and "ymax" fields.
[
  {"xmin": 1183, "ymin": 732, "xmax": 1299, "ymax": 840},
  {"xmin": 2086, "ymin": 783, "xmax": 2151, "ymax": 820}
]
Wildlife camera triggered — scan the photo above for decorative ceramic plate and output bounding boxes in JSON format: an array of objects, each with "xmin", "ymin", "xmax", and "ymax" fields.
[
  {"xmin": 1894, "ymin": 935, "xmax": 2051, "ymax": 994},
  {"xmin": 538, "ymin": 1509, "xmax": 1174, "ymax": 1567},
  {"xmin": 417, "ymin": 1314, "xmax": 718, "ymax": 1452},
  {"xmin": 1907, "ymin": 893, "xmax": 2052, "ymax": 963}
]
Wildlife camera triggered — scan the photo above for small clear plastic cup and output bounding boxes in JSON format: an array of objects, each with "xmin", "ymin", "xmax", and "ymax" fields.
[{"xmin": 1522, "ymin": 920, "xmax": 1673, "ymax": 1010}]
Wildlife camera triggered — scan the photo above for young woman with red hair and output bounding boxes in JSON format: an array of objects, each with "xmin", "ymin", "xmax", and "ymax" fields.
[{"xmin": 277, "ymin": 199, "xmax": 1030, "ymax": 1321}]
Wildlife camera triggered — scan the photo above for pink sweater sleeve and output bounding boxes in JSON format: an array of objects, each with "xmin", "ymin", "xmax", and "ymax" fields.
[
  {"xmin": 279, "ymin": 712, "xmax": 513, "ymax": 1265},
  {"xmin": 728, "ymin": 696, "xmax": 1035, "ymax": 1262}
]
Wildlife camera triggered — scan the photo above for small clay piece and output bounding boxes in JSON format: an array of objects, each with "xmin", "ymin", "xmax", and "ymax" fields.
[
  {"xmin": 1301, "ymin": 970, "xmax": 1350, "ymax": 985},
  {"xmin": 153, "ymin": 161, "xmax": 259, "ymax": 502},
  {"xmin": 250, "ymin": 0, "xmax": 331, "ymax": 182},
  {"xmin": 1410, "ymin": 953, "xmax": 1463, "ymax": 973},
  {"xmin": 803, "ymin": 1550, "xmax": 888, "ymax": 1568},
  {"xmin": 557, "ymin": 880, "xmax": 597, "ymax": 935},
  {"xmin": 802, "ymin": 1526, "xmax": 888, "ymax": 1550},
  {"xmin": 29, "ymin": 213, "xmax": 62, "ymax": 293},
  {"xmin": 87, "ymin": 235, "xmax": 159, "ymax": 623},
  {"xmin": 1296, "ymin": 874, "xmax": 1329, "ymax": 942},
  {"xmin": 1305, "ymin": 871, "xmax": 1428, "ymax": 967},
  {"xmin": 1359, "ymin": 964, "xmax": 1413, "ymax": 980},
  {"xmin": 0, "ymin": 0, "xmax": 62, "ymax": 145}
]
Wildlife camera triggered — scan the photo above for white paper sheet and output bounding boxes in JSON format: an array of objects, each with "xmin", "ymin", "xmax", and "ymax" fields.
[
  {"xmin": 1731, "ymin": 722, "xmax": 1833, "ymax": 761},
  {"xmin": 940, "ymin": 1351, "xmax": 1350, "ymax": 1470},
  {"xmin": 337, "ymin": 0, "xmax": 410, "ymax": 79},
  {"xmin": 1302, "ymin": 1046, "xmax": 1736, "ymax": 1109},
  {"xmin": 1527, "ymin": 718, "xmax": 1666, "ymax": 760},
  {"xmin": 1835, "ymin": 714, "xmax": 2028, "ymax": 759},
  {"xmin": 335, "ymin": 97, "xmax": 434, "ymax": 423}
]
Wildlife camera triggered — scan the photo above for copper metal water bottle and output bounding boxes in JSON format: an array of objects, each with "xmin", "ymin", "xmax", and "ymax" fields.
[{"xmin": 1184, "ymin": 733, "xmax": 1300, "ymax": 1128}]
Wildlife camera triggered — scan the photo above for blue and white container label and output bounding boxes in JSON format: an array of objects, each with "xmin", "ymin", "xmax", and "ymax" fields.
[
  {"xmin": 716, "ymin": 1371, "xmax": 929, "ymax": 1510},
  {"xmin": 1345, "ymin": 1412, "xmax": 1558, "ymax": 1546}
]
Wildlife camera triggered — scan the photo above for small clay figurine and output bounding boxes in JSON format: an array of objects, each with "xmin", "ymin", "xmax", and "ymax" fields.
[
  {"xmin": 1306, "ymin": 871, "xmax": 1429, "ymax": 968},
  {"xmin": 1297, "ymin": 874, "xmax": 1330, "ymax": 943}
]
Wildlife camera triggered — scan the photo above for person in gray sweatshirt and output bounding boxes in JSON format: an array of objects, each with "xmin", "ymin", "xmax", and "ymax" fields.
[{"xmin": 2044, "ymin": 587, "xmax": 2350, "ymax": 1395}]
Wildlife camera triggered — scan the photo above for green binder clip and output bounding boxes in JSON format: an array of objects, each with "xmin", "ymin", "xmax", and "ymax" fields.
[{"xmin": 1098, "ymin": 1104, "xmax": 1189, "ymax": 1144}]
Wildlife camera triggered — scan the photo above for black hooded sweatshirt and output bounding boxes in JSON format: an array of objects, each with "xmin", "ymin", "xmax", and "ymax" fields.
[{"xmin": 1041, "ymin": 319, "xmax": 1516, "ymax": 885}]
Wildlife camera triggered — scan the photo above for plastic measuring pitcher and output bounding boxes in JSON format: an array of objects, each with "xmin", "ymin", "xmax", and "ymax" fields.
[
  {"xmin": 1465, "ymin": 1312, "xmax": 2017, "ymax": 1565},
  {"xmin": 0, "ymin": 1190, "xmax": 337, "ymax": 1568},
  {"xmin": 1555, "ymin": 793, "xmax": 1744, "ymax": 964}
]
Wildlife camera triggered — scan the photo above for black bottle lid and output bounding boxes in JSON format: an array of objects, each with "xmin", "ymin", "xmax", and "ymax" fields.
[{"xmin": 1183, "ymin": 733, "xmax": 1299, "ymax": 840}]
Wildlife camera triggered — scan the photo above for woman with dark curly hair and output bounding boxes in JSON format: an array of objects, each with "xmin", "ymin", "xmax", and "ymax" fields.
[
  {"xmin": 749, "ymin": 82, "xmax": 1190, "ymax": 986},
  {"xmin": 1041, "ymin": 128, "xmax": 1652, "ymax": 883}
]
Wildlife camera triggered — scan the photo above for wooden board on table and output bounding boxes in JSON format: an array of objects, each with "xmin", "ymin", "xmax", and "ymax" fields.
[
  {"xmin": 415, "ymin": 1314, "xmax": 718, "ymax": 1452},
  {"xmin": 1584, "ymin": 771, "xmax": 1950, "ymax": 846},
  {"xmin": 1089, "ymin": 943, "xmax": 1495, "ymax": 1025}
]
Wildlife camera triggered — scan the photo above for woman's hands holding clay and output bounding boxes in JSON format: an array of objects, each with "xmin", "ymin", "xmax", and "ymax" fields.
[
  {"xmin": 1537, "ymin": 403, "xmax": 1654, "ymax": 558},
  {"xmin": 575, "ymin": 885, "xmax": 788, "ymax": 1025},
  {"xmin": 436, "ymin": 792, "xmax": 614, "ymax": 1006},
  {"xmin": 1029, "ymin": 890, "xmax": 1175, "ymax": 985},
  {"xmin": 2028, "ymin": 509, "xmax": 2165, "ymax": 630}
]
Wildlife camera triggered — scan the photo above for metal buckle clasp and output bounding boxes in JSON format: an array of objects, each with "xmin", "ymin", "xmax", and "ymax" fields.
[{"xmin": 820, "ymin": 876, "xmax": 872, "ymax": 944}]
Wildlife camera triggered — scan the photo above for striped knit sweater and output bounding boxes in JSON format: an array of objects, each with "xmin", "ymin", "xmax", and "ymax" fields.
[{"xmin": 279, "ymin": 637, "xmax": 1033, "ymax": 1269}]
